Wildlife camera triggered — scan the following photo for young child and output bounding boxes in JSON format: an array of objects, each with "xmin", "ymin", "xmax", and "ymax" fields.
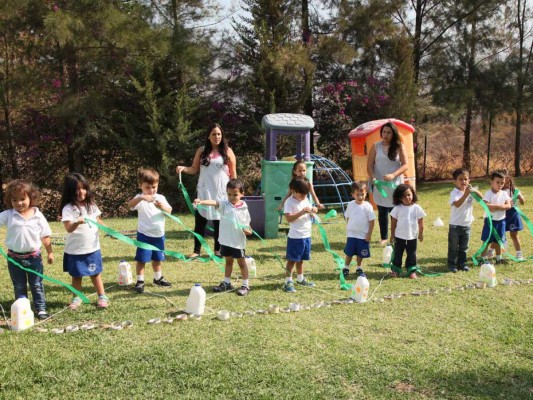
[
  {"xmin": 480, "ymin": 171, "xmax": 512, "ymax": 264},
  {"xmin": 390, "ymin": 184, "xmax": 426, "ymax": 279},
  {"xmin": 283, "ymin": 177, "xmax": 318, "ymax": 292},
  {"xmin": 60, "ymin": 173, "xmax": 109, "ymax": 309},
  {"xmin": 277, "ymin": 161, "xmax": 324, "ymax": 211},
  {"xmin": 342, "ymin": 181, "xmax": 375, "ymax": 279},
  {"xmin": 0, "ymin": 180, "xmax": 54, "ymax": 320},
  {"xmin": 127, "ymin": 168, "xmax": 173, "ymax": 294},
  {"xmin": 194, "ymin": 179, "xmax": 253, "ymax": 296},
  {"xmin": 447, "ymin": 168, "xmax": 482, "ymax": 272},
  {"xmin": 502, "ymin": 169, "xmax": 525, "ymax": 261}
]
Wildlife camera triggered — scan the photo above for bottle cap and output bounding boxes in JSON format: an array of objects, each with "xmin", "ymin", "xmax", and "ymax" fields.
[
  {"xmin": 359, "ymin": 273, "xmax": 366, "ymax": 278},
  {"xmin": 194, "ymin": 283, "xmax": 201, "ymax": 287}
]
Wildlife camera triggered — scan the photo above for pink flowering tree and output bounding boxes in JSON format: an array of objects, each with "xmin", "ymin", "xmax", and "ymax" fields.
[{"xmin": 314, "ymin": 77, "xmax": 391, "ymax": 170}]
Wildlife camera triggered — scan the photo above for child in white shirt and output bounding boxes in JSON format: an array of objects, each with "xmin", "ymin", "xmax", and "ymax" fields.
[
  {"xmin": 342, "ymin": 181, "xmax": 375, "ymax": 279},
  {"xmin": 390, "ymin": 184, "xmax": 426, "ymax": 279},
  {"xmin": 194, "ymin": 179, "xmax": 252, "ymax": 296}
]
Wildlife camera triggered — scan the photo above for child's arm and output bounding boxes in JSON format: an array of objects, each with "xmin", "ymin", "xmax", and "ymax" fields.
[
  {"xmin": 193, "ymin": 199, "xmax": 219, "ymax": 208},
  {"xmin": 285, "ymin": 206, "xmax": 315, "ymax": 223},
  {"xmin": 453, "ymin": 186, "xmax": 475, "ymax": 207},
  {"xmin": 418, "ymin": 218, "xmax": 424, "ymax": 242},
  {"xmin": 390, "ymin": 217, "xmax": 397, "ymax": 243},
  {"xmin": 176, "ymin": 147, "xmax": 202, "ymax": 176},
  {"xmin": 309, "ymin": 184, "xmax": 324, "ymax": 209},
  {"xmin": 365, "ymin": 220, "xmax": 374, "ymax": 242},
  {"xmin": 486, "ymin": 200, "xmax": 512, "ymax": 211},
  {"xmin": 517, "ymin": 192, "xmax": 525, "ymax": 206},
  {"xmin": 277, "ymin": 190, "xmax": 291, "ymax": 211},
  {"xmin": 41, "ymin": 236, "xmax": 54, "ymax": 264},
  {"xmin": 63, "ymin": 218, "xmax": 85, "ymax": 233},
  {"xmin": 128, "ymin": 194, "xmax": 153, "ymax": 209}
]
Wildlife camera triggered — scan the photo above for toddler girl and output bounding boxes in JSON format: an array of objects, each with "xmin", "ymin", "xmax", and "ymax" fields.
[
  {"xmin": 59, "ymin": 173, "xmax": 108, "ymax": 309},
  {"xmin": 0, "ymin": 180, "xmax": 54, "ymax": 320},
  {"xmin": 278, "ymin": 160, "xmax": 324, "ymax": 211},
  {"xmin": 390, "ymin": 184, "xmax": 426, "ymax": 279}
]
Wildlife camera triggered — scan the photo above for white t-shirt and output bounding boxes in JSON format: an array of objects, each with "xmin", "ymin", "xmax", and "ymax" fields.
[
  {"xmin": 284, "ymin": 195, "xmax": 313, "ymax": 239},
  {"xmin": 344, "ymin": 201, "xmax": 376, "ymax": 239},
  {"xmin": 61, "ymin": 203, "xmax": 102, "ymax": 255},
  {"xmin": 449, "ymin": 188, "xmax": 475, "ymax": 227},
  {"xmin": 0, "ymin": 208, "xmax": 52, "ymax": 252},
  {"xmin": 483, "ymin": 189, "xmax": 510, "ymax": 221},
  {"xmin": 217, "ymin": 200, "xmax": 251, "ymax": 250},
  {"xmin": 391, "ymin": 204, "xmax": 426, "ymax": 240},
  {"xmin": 130, "ymin": 193, "xmax": 171, "ymax": 237}
]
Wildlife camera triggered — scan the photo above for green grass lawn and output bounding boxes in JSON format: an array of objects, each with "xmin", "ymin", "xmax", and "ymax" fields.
[{"xmin": 0, "ymin": 177, "xmax": 532, "ymax": 399}]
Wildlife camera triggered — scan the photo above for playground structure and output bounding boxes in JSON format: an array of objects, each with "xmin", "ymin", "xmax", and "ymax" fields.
[{"xmin": 348, "ymin": 119, "xmax": 416, "ymax": 204}]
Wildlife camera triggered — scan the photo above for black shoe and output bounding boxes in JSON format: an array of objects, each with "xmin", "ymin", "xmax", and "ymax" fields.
[
  {"xmin": 213, "ymin": 281, "xmax": 234, "ymax": 292},
  {"xmin": 449, "ymin": 267, "xmax": 458, "ymax": 273},
  {"xmin": 236, "ymin": 286, "xmax": 250, "ymax": 296},
  {"xmin": 355, "ymin": 267, "xmax": 364, "ymax": 278},
  {"xmin": 153, "ymin": 276, "xmax": 172, "ymax": 287},
  {"xmin": 37, "ymin": 311, "xmax": 49, "ymax": 320},
  {"xmin": 134, "ymin": 280, "xmax": 145, "ymax": 293},
  {"xmin": 495, "ymin": 259, "xmax": 507, "ymax": 265},
  {"xmin": 458, "ymin": 265, "xmax": 470, "ymax": 272},
  {"xmin": 342, "ymin": 268, "xmax": 349, "ymax": 279}
]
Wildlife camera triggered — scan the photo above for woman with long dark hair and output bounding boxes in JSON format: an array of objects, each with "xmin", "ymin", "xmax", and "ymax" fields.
[
  {"xmin": 176, "ymin": 124, "xmax": 237, "ymax": 258},
  {"xmin": 366, "ymin": 122, "xmax": 408, "ymax": 245}
]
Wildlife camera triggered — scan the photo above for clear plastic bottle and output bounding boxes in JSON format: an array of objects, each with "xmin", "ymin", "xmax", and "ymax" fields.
[
  {"xmin": 383, "ymin": 245, "xmax": 393, "ymax": 266},
  {"xmin": 185, "ymin": 283, "xmax": 206, "ymax": 315},
  {"xmin": 245, "ymin": 256, "xmax": 257, "ymax": 278}
]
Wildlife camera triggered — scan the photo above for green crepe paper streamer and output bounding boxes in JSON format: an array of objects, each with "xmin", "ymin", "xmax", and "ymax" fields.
[
  {"xmin": 383, "ymin": 244, "xmax": 442, "ymax": 277},
  {"xmin": 323, "ymin": 209, "xmax": 337, "ymax": 220},
  {"xmin": 86, "ymin": 218, "xmax": 224, "ymax": 272},
  {"xmin": 470, "ymin": 192, "xmax": 519, "ymax": 264},
  {"xmin": 373, "ymin": 179, "xmax": 397, "ymax": 199},
  {"xmin": 313, "ymin": 219, "xmax": 352, "ymax": 290},
  {"xmin": 0, "ymin": 247, "xmax": 90, "ymax": 304},
  {"xmin": 160, "ymin": 211, "xmax": 224, "ymax": 268},
  {"xmin": 195, "ymin": 205, "xmax": 287, "ymax": 272},
  {"xmin": 178, "ymin": 182, "xmax": 196, "ymax": 215}
]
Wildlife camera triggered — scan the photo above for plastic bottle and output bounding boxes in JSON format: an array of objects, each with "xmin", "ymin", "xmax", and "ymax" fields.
[
  {"xmin": 479, "ymin": 262, "xmax": 497, "ymax": 288},
  {"xmin": 117, "ymin": 260, "xmax": 133, "ymax": 286},
  {"xmin": 185, "ymin": 283, "xmax": 206, "ymax": 315},
  {"xmin": 10, "ymin": 297, "xmax": 34, "ymax": 331},
  {"xmin": 383, "ymin": 245, "xmax": 393, "ymax": 266},
  {"xmin": 433, "ymin": 217, "xmax": 444, "ymax": 227},
  {"xmin": 350, "ymin": 274, "xmax": 370, "ymax": 303},
  {"xmin": 245, "ymin": 256, "xmax": 257, "ymax": 278}
]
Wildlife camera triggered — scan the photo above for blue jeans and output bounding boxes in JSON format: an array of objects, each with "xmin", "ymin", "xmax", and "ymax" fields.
[
  {"xmin": 448, "ymin": 225, "xmax": 470, "ymax": 269},
  {"xmin": 7, "ymin": 254, "xmax": 46, "ymax": 311}
]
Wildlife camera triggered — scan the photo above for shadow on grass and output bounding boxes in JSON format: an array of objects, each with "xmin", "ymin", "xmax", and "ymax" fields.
[{"xmin": 435, "ymin": 367, "xmax": 533, "ymax": 399}]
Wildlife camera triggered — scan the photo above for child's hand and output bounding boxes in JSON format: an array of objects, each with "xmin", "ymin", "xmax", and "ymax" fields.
[
  {"xmin": 311, "ymin": 206, "xmax": 318, "ymax": 214},
  {"xmin": 193, "ymin": 199, "xmax": 201, "ymax": 206},
  {"xmin": 243, "ymin": 227, "xmax": 253, "ymax": 236},
  {"xmin": 419, "ymin": 233, "xmax": 424, "ymax": 242},
  {"xmin": 47, "ymin": 252, "xmax": 54, "ymax": 264},
  {"xmin": 302, "ymin": 207, "xmax": 312, "ymax": 215},
  {"xmin": 277, "ymin": 204, "xmax": 283, "ymax": 211},
  {"xmin": 154, "ymin": 200, "xmax": 162, "ymax": 208},
  {"xmin": 365, "ymin": 234, "xmax": 371, "ymax": 242},
  {"xmin": 142, "ymin": 194, "xmax": 154, "ymax": 203},
  {"xmin": 76, "ymin": 216, "xmax": 86, "ymax": 225}
]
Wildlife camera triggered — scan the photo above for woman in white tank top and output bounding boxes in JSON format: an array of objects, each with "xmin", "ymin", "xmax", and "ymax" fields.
[
  {"xmin": 176, "ymin": 124, "xmax": 237, "ymax": 258},
  {"xmin": 366, "ymin": 122, "xmax": 408, "ymax": 245}
]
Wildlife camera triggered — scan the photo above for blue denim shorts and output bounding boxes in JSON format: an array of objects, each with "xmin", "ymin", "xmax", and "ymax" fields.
[
  {"xmin": 135, "ymin": 232, "xmax": 165, "ymax": 263},
  {"xmin": 286, "ymin": 237, "xmax": 311, "ymax": 262},
  {"xmin": 63, "ymin": 250, "xmax": 103, "ymax": 278}
]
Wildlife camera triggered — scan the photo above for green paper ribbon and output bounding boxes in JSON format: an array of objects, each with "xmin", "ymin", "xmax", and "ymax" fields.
[
  {"xmin": 470, "ymin": 192, "xmax": 519, "ymax": 265},
  {"xmin": 373, "ymin": 179, "xmax": 397, "ymax": 198},
  {"xmin": 0, "ymin": 247, "xmax": 90, "ymax": 304},
  {"xmin": 179, "ymin": 182, "xmax": 196, "ymax": 216},
  {"xmin": 87, "ymin": 218, "xmax": 224, "ymax": 271}
]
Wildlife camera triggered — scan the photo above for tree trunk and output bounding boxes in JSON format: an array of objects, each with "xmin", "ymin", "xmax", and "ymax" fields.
[
  {"xmin": 515, "ymin": 106, "xmax": 522, "ymax": 176},
  {"xmin": 301, "ymin": 0, "xmax": 314, "ymax": 153},
  {"xmin": 412, "ymin": 0, "xmax": 423, "ymax": 83},
  {"xmin": 463, "ymin": 100, "xmax": 472, "ymax": 171},
  {"xmin": 486, "ymin": 111, "xmax": 492, "ymax": 176}
]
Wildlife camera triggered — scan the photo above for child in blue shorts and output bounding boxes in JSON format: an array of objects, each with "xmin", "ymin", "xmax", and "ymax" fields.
[
  {"xmin": 283, "ymin": 177, "xmax": 317, "ymax": 293},
  {"xmin": 480, "ymin": 171, "xmax": 511, "ymax": 264},
  {"xmin": 128, "ymin": 168, "xmax": 173, "ymax": 293},
  {"xmin": 342, "ymin": 181, "xmax": 375, "ymax": 279}
]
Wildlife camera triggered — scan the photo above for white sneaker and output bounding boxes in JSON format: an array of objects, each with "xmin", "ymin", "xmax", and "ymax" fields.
[
  {"xmin": 516, "ymin": 252, "xmax": 525, "ymax": 261},
  {"xmin": 487, "ymin": 249, "xmax": 495, "ymax": 258}
]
